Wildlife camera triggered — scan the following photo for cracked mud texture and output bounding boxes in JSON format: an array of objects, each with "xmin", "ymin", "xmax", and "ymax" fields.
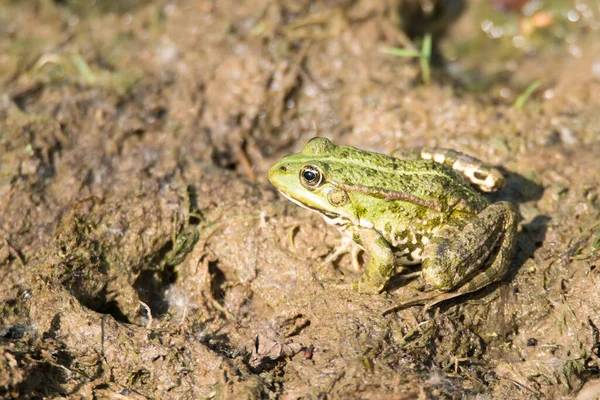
[{"xmin": 1, "ymin": 0, "xmax": 599, "ymax": 398}]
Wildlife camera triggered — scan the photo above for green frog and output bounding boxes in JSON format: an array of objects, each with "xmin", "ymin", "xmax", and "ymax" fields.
[{"xmin": 268, "ymin": 137, "xmax": 518, "ymax": 310}]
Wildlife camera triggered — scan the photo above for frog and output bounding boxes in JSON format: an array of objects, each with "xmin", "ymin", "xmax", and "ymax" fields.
[{"xmin": 268, "ymin": 137, "xmax": 518, "ymax": 310}]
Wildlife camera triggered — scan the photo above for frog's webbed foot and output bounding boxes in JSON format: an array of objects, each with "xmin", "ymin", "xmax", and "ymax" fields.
[
  {"xmin": 353, "ymin": 279, "xmax": 386, "ymax": 294},
  {"xmin": 382, "ymin": 294, "xmax": 432, "ymax": 315},
  {"xmin": 319, "ymin": 235, "xmax": 362, "ymax": 271},
  {"xmin": 382, "ymin": 290, "xmax": 470, "ymax": 315}
]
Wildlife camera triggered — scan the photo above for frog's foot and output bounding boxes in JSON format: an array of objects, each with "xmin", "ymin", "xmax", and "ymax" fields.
[
  {"xmin": 382, "ymin": 290, "xmax": 471, "ymax": 315},
  {"xmin": 352, "ymin": 268, "xmax": 419, "ymax": 294},
  {"xmin": 319, "ymin": 236, "xmax": 362, "ymax": 271},
  {"xmin": 352, "ymin": 278, "xmax": 386, "ymax": 294},
  {"xmin": 382, "ymin": 294, "xmax": 433, "ymax": 315}
]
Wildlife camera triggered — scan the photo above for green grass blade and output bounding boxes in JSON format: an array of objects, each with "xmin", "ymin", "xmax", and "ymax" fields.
[
  {"xmin": 419, "ymin": 34, "xmax": 432, "ymax": 84},
  {"xmin": 380, "ymin": 47, "xmax": 421, "ymax": 58},
  {"xmin": 514, "ymin": 80, "xmax": 541, "ymax": 109}
]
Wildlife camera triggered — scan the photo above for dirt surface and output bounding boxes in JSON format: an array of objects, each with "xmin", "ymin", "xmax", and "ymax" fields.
[{"xmin": 1, "ymin": 0, "xmax": 599, "ymax": 398}]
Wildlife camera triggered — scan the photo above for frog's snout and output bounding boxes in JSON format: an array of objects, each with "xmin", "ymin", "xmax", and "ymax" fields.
[
  {"xmin": 268, "ymin": 163, "xmax": 289, "ymax": 186},
  {"xmin": 268, "ymin": 164, "xmax": 278, "ymax": 183}
]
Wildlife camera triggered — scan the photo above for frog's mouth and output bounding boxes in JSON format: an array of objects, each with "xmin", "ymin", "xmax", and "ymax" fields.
[{"xmin": 278, "ymin": 191, "xmax": 340, "ymax": 219}]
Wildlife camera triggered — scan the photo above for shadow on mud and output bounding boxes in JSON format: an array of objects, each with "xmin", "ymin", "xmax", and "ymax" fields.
[{"xmin": 497, "ymin": 169, "xmax": 548, "ymax": 279}]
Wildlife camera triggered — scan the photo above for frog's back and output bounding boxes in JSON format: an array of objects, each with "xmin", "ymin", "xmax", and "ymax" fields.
[{"xmin": 302, "ymin": 139, "xmax": 488, "ymax": 213}]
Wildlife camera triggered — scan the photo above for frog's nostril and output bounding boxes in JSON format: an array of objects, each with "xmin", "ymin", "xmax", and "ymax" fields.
[{"xmin": 279, "ymin": 166, "xmax": 287, "ymax": 172}]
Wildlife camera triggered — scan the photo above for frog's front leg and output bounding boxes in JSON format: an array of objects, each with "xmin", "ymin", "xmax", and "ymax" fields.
[
  {"xmin": 350, "ymin": 227, "xmax": 395, "ymax": 294},
  {"xmin": 389, "ymin": 201, "xmax": 518, "ymax": 312}
]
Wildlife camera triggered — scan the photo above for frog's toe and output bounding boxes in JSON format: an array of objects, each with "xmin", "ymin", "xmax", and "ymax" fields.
[
  {"xmin": 383, "ymin": 288, "xmax": 483, "ymax": 315},
  {"xmin": 422, "ymin": 291, "xmax": 462, "ymax": 312},
  {"xmin": 318, "ymin": 236, "xmax": 360, "ymax": 271},
  {"xmin": 352, "ymin": 279, "xmax": 385, "ymax": 294},
  {"xmin": 383, "ymin": 296, "xmax": 428, "ymax": 315},
  {"xmin": 382, "ymin": 290, "xmax": 449, "ymax": 315}
]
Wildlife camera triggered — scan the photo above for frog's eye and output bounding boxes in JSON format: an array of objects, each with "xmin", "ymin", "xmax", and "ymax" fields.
[{"xmin": 300, "ymin": 165, "xmax": 323, "ymax": 189}]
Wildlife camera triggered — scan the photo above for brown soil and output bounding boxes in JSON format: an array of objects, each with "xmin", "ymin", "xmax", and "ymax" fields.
[{"xmin": 1, "ymin": 0, "xmax": 599, "ymax": 398}]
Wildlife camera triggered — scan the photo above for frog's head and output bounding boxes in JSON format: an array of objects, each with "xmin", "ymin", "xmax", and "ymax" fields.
[{"xmin": 269, "ymin": 137, "xmax": 358, "ymax": 224}]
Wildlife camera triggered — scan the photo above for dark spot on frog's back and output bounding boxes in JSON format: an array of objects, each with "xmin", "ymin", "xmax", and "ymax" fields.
[
  {"xmin": 355, "ymin": 204, "xmax": 368, "ymax": 218},
  {"xmin": 385, "ymin": 162, "xmax": 398, "ymax": 170},
  {"xmin": 385, "ymin": 222, "xmax": 392, "ymax": 234},
  {"xmin": 339, "ymin": 151, "xmax": 349, "ymax": 158},
  {"xmin": 365, "ymin": 168, "xmax": 376, "ymax": 177},
  {"xmin": 386, "ymin": 202, "xmax": 406, "ymax": 215},
  {"xmin": 473, "ymin": 170, "xmax": 488, "ymax": 180}
]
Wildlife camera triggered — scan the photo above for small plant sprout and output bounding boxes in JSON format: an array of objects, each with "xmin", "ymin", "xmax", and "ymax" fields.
[
  {"xmin": 514, "ymin": 80, "xmax": 541, "ymax": 109},
  {"xmin": 381, "ymin": 33, "xmax": 433, "ymax": 84}
]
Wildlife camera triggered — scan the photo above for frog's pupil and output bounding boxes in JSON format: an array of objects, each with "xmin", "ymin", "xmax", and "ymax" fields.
[{"xmin": 304, "ymin": 170, "xmax": 316, "ymax": 181}]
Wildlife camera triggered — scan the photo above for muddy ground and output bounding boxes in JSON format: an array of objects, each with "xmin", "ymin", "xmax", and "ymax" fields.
[{"xmin": 1, "ymin": 0, "xmax": 599, "ymax": 398}]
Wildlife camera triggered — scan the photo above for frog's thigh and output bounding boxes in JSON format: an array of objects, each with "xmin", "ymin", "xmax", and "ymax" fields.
[
  {"xmin": 421, "ymin": 201, "xmax": 518, "ymax": 293},
  {"xmin": 352, "ymin": 227, "xmax": 395, "ymax": 293},
  {"xmin": 416, "ymin": 147, "xmax": 505, "ymax": 193}
]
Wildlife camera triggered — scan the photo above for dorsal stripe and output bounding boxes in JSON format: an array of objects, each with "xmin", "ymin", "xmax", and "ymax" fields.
[{"xmin": 331, "ymin": 181, "xmax": 444, "ymax": 212}]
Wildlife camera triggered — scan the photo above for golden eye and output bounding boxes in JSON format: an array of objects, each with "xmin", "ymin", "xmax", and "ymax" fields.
[{"xmin": 300, "ymin": 165, "xmax": 323, "ymax": 189}]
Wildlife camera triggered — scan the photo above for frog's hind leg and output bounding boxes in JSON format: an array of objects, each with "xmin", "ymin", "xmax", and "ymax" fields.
[
  {"xmin": 417, "ymin": 147, "xmax": 506, "ymax": 193},
  {"xmin": 392, "ymin": 147, "xmax": 506, "ymax": 193},
  {"xmin": 385, "ymin": 201, "xmax": 518, "ymax": 314},
  {"xmin": 424, "ymin": 201, "xmax": 517, "ymax": 292}
]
